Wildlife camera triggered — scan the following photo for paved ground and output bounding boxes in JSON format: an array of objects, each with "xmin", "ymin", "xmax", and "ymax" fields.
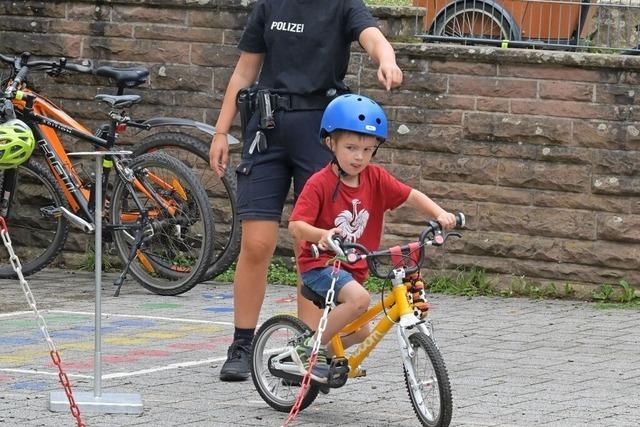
[{"xmin": 0, "ymin": 269, "xmax": 639, "ymax": 427}]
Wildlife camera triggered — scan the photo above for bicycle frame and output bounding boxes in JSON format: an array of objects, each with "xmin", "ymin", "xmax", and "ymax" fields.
[
  {"xmin": 9, "ymin": 88, "xmax": 179, "ymax": 227},
  {"xmin": 13, "ymin": 89, "xmax": 104, "ymax": 218},
  {"xmin": 330, "ymin": 271, "xmax": 420, "ymax": 378}
]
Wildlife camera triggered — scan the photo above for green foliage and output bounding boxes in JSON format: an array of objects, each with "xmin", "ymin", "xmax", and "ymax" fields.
[
  {"xmin": 80, "ymin": 246, "xmax": 115, "ymax": 272},
  {"xmin": 214, "ymin": 258, "xmax": 297, "ymax": 286},
  {"xmin": 593, "ymin": 280, "xmax": 640, "ymax": 308},
  {"xmin": 267, "ymin": 259, "xmax": 298, "ymax": 285},
  {"xmin": 592, "ymin": 284, "xmax": 615, "ymax": 302},
  {"xmin": 618, "ymin": 279, "xmax": 637, "ymax": 303},
  {"xmin": 428, "ymin": 266, "xmax": 493, "ymax": 296},
  {"xmin": 563, "ymin": 283, "xmax": 576, "ymax": 298}
]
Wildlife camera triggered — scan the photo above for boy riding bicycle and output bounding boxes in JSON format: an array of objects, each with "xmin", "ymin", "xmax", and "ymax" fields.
[{"xmin": 288, "ymin": 94, "xmax": 456, "ymax": 383}]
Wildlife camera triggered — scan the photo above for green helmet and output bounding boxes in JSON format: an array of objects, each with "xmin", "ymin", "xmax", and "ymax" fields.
[{"xmin": 0, "ymin": 119, "xmax": 35, "ymax": 169}]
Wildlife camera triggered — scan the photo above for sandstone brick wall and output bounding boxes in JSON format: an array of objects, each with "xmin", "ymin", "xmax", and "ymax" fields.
[{"xmin": 0, "ymin": 0, "xmax": 638, "ymax": 292}]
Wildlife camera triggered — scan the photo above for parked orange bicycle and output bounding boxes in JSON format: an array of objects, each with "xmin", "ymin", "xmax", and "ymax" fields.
[{"xmin": 0, "ymin": 52, "xmax": 215, "ymax": 295}]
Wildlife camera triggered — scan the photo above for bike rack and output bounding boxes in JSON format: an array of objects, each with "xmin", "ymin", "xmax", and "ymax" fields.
[{"xmin": 49, "ymin": 150, "xmax": 143, "ymax": 414}]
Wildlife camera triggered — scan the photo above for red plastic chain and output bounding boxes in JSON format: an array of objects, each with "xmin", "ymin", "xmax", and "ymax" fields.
[
  {"xmin": 50, "ymin": 350, "xmax": 85, "ymax": 425},
  {"xmin": 283, "ymin": 352, "xmax": 318, "ymax": 426},
  {"xmin": 283, "ymin": 258, "xmax": 341, "ymax": 426},
  {"xmin": 0, "ymin": 216, "xmax": 85, "ymax": 427}
]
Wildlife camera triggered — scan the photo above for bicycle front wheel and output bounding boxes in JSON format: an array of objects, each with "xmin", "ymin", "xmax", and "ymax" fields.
[
  {"xmin": 0, "ymin": 159, "xmax": 70, "ymax": 278},
  {"xmin": 251, "ymin": 315, "xmax": 320, "ymax": 413},
  {"xmin": 110, "ymin": 152, "xmax": 214, "ymax": 295},
  {"xmin": 403, "ymin": 332, "xmax": 453, "ymax": 427},
  {"xmin": 132, "ymin": 132, "xmax": 240, "ymax": 280}
]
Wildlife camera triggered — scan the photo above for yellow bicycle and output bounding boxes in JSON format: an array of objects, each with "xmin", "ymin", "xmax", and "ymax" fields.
[{"xmin": 251, "ymin": 214, "xmax": 465, "ymax": 427}]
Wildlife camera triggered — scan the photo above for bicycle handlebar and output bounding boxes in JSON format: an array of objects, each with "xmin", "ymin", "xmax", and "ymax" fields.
[
  {"xmin": 0, "ymin": 52, "xmax": 93, "ymax": 92},
  {"xmin": 321, "ymin": 212, "xmax": 465, "ymax": 279}
]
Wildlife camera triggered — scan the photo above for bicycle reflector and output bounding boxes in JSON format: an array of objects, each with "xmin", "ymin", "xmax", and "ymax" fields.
[{"xmin": 0, "ymin": 119, "xmax": 35, "ymax": 169}]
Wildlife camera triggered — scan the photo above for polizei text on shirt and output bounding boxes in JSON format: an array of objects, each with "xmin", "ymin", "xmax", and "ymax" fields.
[{"xmin": 270, "ymin": 21, "xmax": 304, "ymax": 33}]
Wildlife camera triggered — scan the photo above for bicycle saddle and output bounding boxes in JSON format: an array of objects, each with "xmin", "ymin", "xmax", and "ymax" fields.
[
  {"xmin": 94, "ymin": 65, "xmax": 149, "ymax": 88},
  {"xmin": 301, "ymin": 285, "xmax": 328, "ymax": 309},
  {"xmin": 95, "ymin": 94, "xmax": 141, "ymax": 108}
]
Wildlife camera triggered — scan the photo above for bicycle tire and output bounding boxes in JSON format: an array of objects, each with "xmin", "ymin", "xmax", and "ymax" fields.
[
  {"xmin": 403, "ymin": 332, "xmax": 453, "ymax": 427},
  {"xmin": 0, "ymin": 158, "xmax": 70, "ymax": 278},
  {"xmin": 433, "ymin": 1, "xmax": 514, "ymax": 41},
  {"xmin": 131, "ymin": 132, "xmax": 240, "ymax": 280},
  {"xmin": 251, "ymin": 314, "xmax": 320, "ymax": 413},
  {"xmin": 110, "ymin": 152, "xmax": 214, "ymax": 295}
]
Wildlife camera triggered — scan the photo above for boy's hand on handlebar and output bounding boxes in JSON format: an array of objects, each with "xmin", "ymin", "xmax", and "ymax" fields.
[
  {"xmin": 436, "ymin": 211, "xmax": 457, "ymax": 230},
  {"xmin": 209, "ymin": 133, "xmax": 228, "ymax": 177},
  {"xmin": 317, "ymin": 228, "xmax": 341, "ymax": 251}
]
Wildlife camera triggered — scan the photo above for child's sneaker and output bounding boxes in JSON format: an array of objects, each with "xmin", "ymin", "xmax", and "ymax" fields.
[{"xmin": 292, "ymin": 337, "xmax": 329, "ymax": 383}]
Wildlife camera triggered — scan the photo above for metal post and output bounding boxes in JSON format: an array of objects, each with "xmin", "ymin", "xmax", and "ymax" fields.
[
  {"xmin": 94, "ymin": 154, "xmax": 102, "ymax": 397},
  {"xmin": 49, "ymin": 151, "xmax": 142, "ymax": 414}
]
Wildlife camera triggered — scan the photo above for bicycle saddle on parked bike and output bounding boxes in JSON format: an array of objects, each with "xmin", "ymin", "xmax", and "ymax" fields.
[
  {"xmin": 94, "ymin": 94, "xmax": 141, "ymax": 108},
  {"xmin": 94, "ymin": 65, "xmax": 149, "ymax": 87}
]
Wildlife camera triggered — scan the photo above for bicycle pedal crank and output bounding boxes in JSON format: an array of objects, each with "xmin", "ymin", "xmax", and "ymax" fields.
[{"xmin": 45, "ymin": 206, "xmax": 95, "ymax": 233}]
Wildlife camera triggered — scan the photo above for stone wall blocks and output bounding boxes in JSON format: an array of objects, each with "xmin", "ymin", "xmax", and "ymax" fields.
[
  {"xmin": 189, "ymin": 10, "xmax": 248, "ymax": 30},
  {"xmin": 592, "ymin": 175, "xmax": 640, "ymax": 196},
  {"xmin": 133, "ymin": 24, "xmax": 224, "ymax": 44},
  {"xmin": 85, "ymin": 37, "xmax": 189, "ymax": 64},
  {"xmin": 390, "ymin": 124, "xmax": 462, "ymax": 152},
  {"xmin": 449, "ymin": 75, "xmax": 537, "ymax": 99},
  {"xmin": 498, "ymin": 159, "xmax": 590, "ymax": 192},
  {"xmin": 465, "ymin": 112, "xmax": 573, "ymax": 146},
  {"xmin": 190, "ymin": 43, "xmax": 239, "ymax": 67},
  {"xmin": 0, "ymin": 31, "xmax": 82, "ymax": 57},
  {"xmin": 394, "ymin": 108, "xmax": 463, "ymax": 125},
  {"xmin": 147, "ymin": 64, "xmax": 214, "ymax": 92},
  {"xmin": 476, "ymin": 203, "xmax": 597, "ymax": 240},
  {"xmin": 596, "ymin": 213, "xmax": 640, "ymax": 243},
  {"xmin": 573, "ymin": 120, "xmax": 628, "ymax": 150},
  {"xmin": 421, "ymin": 153, "xmax": 499, "ymax": 185},
  {"xmin": 424, "ymin": 180, "xmax": 533, "ymax": 206},
  {"xmin": 112, "ymin": 6, "xmax": 187, "ymax": 25},
  {"xmin": 532, "ymin": 191, "xmax": 631, "ymax": 214},
  {"xmin": 592, "ymin": 149, "xmax": 640, "ymax": 175},
  {"xmin": 0, "ymin": 2, "xmax": 65, "ymax": 18}
]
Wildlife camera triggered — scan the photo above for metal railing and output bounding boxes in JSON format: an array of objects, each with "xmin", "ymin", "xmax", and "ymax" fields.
[{"xmin": 416, "ymin": 0, "xmax": 640, "ymax": 54}]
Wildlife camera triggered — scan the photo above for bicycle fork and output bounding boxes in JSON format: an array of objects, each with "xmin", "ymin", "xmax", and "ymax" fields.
[{"xmin": 397, "ymin": 326, "xmax": 427, "ymax": 409}]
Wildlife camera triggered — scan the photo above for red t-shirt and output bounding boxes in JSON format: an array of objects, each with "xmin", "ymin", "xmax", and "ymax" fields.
[{"xmin": 290, "ymin": 164, "xmax": 412, "ymax": 283}]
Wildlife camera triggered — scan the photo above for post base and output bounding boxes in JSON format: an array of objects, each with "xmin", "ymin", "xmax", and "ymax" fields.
[{"xmin": 49, "ymin": 391, "xmax": 143, "ymax": 414}]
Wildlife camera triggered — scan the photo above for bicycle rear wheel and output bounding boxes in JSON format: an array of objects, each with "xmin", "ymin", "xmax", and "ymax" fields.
[
  {"xmin": 110, "ymin": 152, "xmax": 214, "ymax": 295},
  {"xmin": 0, "ymin": 159, "xmax": 70, "ymax": 278},
  {"xmin": 403, "ymin": 332, "xmax": 453, "ymax": 427},
  {"xmin": 251, "ymin": 314, "xmax": 320, "ymax": 412},
  {"xmin": 132, "ymin": 132, "xmax": 240, "ymax": 280}
]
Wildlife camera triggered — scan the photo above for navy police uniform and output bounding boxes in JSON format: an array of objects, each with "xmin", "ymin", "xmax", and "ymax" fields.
[{"xmin": 236, "ymin": 0, "xmax": 378, "ymax": 221}]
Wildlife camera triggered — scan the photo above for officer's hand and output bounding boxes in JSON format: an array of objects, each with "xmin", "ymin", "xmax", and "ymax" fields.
[
  {"xmin": 378, "ymin": 62, "xmax": 403, "ymax": 91},
  {"xmin": 209, "ymin": 133, "xmax": 229, "ymax": 177}
]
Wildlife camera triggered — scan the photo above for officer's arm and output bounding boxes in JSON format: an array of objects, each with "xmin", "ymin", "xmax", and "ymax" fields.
[{"xmin": 358, "ymin": 27, "xmax": 403, "ymax": 91}]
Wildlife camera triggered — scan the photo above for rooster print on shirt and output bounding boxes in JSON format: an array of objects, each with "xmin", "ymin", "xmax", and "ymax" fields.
[{"xmin": 335, "ymin": 199, "xmax": 369, "ymax": 242}]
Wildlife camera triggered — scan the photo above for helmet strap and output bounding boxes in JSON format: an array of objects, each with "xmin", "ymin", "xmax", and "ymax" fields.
[{"xmin": 330, "ymin": 156, "xmax": 349, "ymax": 202}]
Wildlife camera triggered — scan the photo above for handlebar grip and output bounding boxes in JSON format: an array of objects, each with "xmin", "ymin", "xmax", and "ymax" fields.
[
  {"xmin": 455, "ymin": 212, "xmax": 465, "ymax": 228},
  {"xmin": 65, "ymin": 62, "xmax": 93, "ymax": 74},
  {"xmin": 326, "ymin": 234, "xmax": 345, "ymax": 257}
]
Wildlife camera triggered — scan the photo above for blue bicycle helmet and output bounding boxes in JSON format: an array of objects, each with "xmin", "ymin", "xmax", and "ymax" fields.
[{"xmin": 320, "ymin": 94, "xmax": 388, "ymax": 142}]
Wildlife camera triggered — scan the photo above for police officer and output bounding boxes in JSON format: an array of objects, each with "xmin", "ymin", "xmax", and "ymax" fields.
[{"xmin": 209, "ymin": 0, "xmax": 403, "ymax": 382}]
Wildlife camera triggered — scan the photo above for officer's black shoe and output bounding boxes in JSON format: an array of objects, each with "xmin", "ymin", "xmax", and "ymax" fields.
[{"xmin": 220, "ymin": 340, "xmax": 252, "ymax": 381}]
